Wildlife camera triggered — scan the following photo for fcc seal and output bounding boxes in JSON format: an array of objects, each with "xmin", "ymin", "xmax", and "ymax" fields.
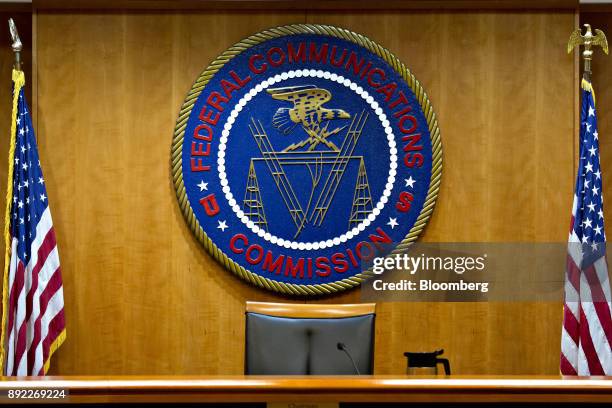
[{"xmin": 172, "ymin": 25, "xmax": 442, "ymax": 295}]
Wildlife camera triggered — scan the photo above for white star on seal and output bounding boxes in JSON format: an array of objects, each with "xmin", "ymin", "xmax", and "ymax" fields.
[
  {"xmin": 387, "ymin": 217, "xmax": 399, "ymax": 229},
  {"xmin": 217, "ymin": 220, "xmax": 228, "ymax": 232},
  {"xmin": 197, "ymin": 180, "xmax": 208, "ymax": 192},
  {"xmin": 404, "ymin": 176, "xmax": 416, "ymax": 188}
]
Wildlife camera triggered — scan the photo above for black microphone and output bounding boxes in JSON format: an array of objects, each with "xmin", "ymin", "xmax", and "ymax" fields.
[{"xmin": 337, "ymin": 342, "xmax": 361, "ymax": 375}]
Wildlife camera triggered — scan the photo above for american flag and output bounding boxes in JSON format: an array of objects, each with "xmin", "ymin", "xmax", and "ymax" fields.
[
  {"xmin": 561, "ymin": 78, "xmax": 612, "ymax": 376},
  {"xmin": 1, "ymin": 71, "xmax": 65, "ymax": 375}
]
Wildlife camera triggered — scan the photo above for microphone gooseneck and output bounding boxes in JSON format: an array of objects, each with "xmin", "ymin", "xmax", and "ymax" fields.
[{"xmin": 337, "ymin": 342, "xmax": 361, "ymax": 375}]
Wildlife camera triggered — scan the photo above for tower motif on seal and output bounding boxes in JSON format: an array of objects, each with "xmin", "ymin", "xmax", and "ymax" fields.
[
  {"xmin": 243, "ymin": 85, "xmax": 371, "ymax": 238},
  {"xmin": 171, "ymin": 25, "xmax": 442, "ymax": 296}
]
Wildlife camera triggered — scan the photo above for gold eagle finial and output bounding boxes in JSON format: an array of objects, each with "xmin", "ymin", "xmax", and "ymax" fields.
[
  {"xmin": 567, "ymin": 24, "xmax": 608, "ymax": 54},
  {"xmin": 568, "ymin": 24, "xmax": 608, "ymax": 76},
  {"xmin": 568, "ymin": 24, "xmax": 608, "ymax": 55}
]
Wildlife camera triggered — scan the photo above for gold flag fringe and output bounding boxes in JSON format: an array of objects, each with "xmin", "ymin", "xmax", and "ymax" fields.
[{"xmin": 0, "ymin": 69, "xmax": 25, "ymax": 374}]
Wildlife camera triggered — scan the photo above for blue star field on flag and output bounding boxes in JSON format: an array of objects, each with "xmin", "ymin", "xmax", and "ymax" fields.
[
  {"xmin": 573, "ymin": 85, "xmax": 607, "ymax": 268},
  {"xmin": 11, "ymin": 88, "xmax": 50, "ymax": 264}
]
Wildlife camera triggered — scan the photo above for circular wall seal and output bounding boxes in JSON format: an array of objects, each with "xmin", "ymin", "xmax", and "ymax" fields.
[{"xmin": 171, "ymin": 25, "xmax": 442, "ymax": 296}]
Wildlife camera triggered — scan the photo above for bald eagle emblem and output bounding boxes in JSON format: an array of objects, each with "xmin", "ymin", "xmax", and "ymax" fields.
[{"xmin": 267, "ymin": 85, "xmax": 351, "ymax": 152}]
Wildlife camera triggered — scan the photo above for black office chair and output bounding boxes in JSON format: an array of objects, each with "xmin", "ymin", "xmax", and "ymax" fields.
[{"xmin": 245, "ymin": 301, "xmax": 376, "ymax": 375}]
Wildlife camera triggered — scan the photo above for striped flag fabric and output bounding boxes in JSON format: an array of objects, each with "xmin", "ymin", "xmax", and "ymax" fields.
[
  {"xmin": 561, "ymin": 77, "xmax": 612, "ymax": 376},
  {"xmin": 0, "ymin": 69, "xmax": 65, "ymax": 375}
]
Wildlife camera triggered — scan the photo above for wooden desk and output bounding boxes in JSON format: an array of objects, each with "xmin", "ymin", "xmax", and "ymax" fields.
[{"xmin": 0, "ymin": 376, "xmax": 610, "ymax": 404}]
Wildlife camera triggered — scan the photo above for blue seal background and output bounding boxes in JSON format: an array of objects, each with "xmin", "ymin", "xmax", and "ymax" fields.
[
  {"xmin": 180, "ymin": 33, "xmax": 433, "ymax": 286},
  {"xmin": 225, "ymin": 76, "xmax": 389, "ymax": 243}
]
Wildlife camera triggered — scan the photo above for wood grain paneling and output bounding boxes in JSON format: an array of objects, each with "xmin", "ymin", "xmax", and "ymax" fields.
[
  {"xmin": 31, "ymin": 0, "xmax": 579, "ymax": 11},
  {"xmin": 32, "ymin": 10, "xmax": 575, "ymax": 375}
]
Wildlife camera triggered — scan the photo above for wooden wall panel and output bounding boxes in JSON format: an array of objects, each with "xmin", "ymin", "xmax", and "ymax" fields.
[
  {"xmin": 306, "ymin": 12, "xmax": 574, "ymax": 376},
  {"xmin": 33, "ymin": 0, "xmax": 579, "ymax": 11},
  {"xmin": 33, "ymin": 10, "xmax": 575, "ymax": 375}
]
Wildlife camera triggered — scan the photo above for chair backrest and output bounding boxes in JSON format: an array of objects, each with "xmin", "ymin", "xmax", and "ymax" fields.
[{"xmin": 245, "ymin": 301, "xmax": 376, "ymax": 375}]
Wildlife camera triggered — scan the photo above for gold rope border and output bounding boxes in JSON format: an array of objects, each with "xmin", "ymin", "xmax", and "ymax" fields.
[
  {"xmin": 0, "ymin": 70, "xmax": 25, "ymax": 372},
  {"xmin": 171, "ymin": 24, "xmax": 443, "ymax": 296}
]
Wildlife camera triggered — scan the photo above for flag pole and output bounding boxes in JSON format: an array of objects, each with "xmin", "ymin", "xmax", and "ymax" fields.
[{"xmin": 0, "ymin": 18, "xmax": 25, "ymax": 374}]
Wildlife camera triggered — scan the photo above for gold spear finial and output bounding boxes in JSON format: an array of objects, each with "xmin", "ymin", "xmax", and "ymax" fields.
[
  {"xmin": 568, "ymin": 24, "xmax": 608, "ymax": 78},
  {"xmin": 8, "ymin": 18, "xmax": 22, "ymax": 70}
]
